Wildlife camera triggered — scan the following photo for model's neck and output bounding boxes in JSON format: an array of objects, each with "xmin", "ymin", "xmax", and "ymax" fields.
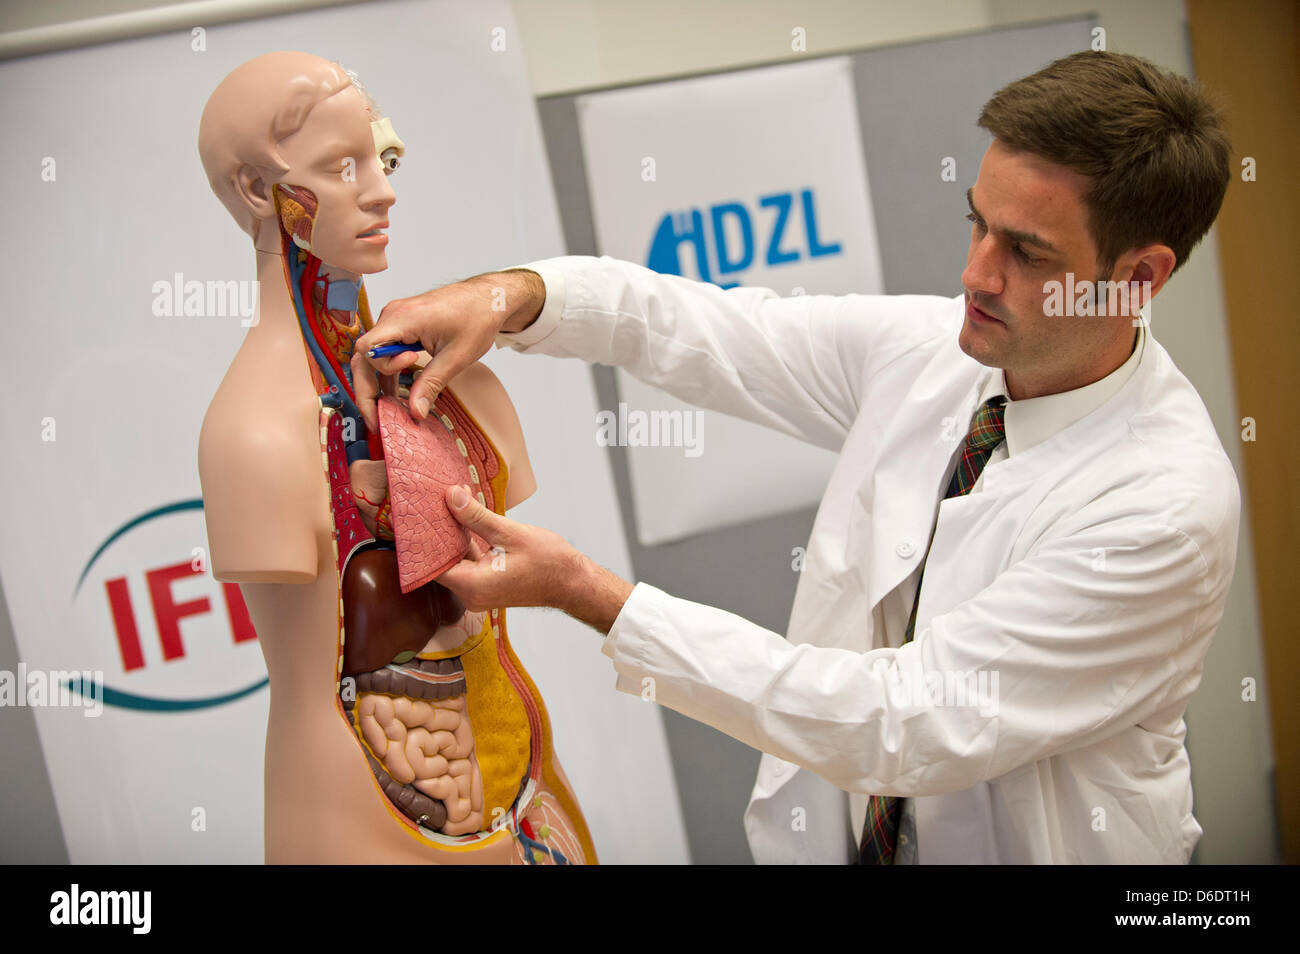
[
  {"xmin": 249, "ymin": 246, "xmax": 367, "ymax": 395},
  {"xmin": 251, "ymin": 245, "xmax": 361, "ymax": 314},
  {"xmin": 250, "ymin": 249, "xmax": 303, "ymax": 339}
]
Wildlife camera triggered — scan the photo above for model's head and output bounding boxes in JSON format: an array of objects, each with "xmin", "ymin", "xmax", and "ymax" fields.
[
  {"xmin": 959, "ymin": 50, "xmax": 1231, "ymax": 397},
  {"xmin": 198, "ymin": 50, "xmax": 404, "ymax": 277}
]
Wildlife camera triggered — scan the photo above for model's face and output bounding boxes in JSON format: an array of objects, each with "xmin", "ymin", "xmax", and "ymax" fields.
[
  {"xmin": 959, "ymin": 139, "xmax": 1124, "ymax": 399},
  {"xmin": 274, "ymin": 84, "xmax": 399, "ymax": 277}
]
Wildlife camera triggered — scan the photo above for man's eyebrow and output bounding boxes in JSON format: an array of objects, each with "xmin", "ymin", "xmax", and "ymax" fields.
[{"xmin": 965, "ymin": 187, "xmax": 1063, "ymax": 255}]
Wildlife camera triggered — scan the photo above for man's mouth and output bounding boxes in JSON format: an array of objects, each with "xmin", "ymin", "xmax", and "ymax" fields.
[
  {"xmin": 357, "ymin": 222, "xmax": 389, "ymax": 241},
  {"xmin": 966, "ymin": 297, "xmax": 1004, "ymax": 325}
]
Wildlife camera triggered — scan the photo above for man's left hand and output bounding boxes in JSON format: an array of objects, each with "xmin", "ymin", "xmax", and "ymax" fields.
[{"xmin": 437, "ymin": 484, "xmax": 635, "ymax": 634}]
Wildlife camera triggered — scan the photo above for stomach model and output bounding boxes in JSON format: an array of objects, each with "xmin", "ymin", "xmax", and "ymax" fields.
[{"xmin": 277, "ymin": 202, "xmax": 596, "ymax": 865}]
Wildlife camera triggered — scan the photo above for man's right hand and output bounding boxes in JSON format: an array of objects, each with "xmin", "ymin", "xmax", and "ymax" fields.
[{"xmin": 351, "ymin": 268, "xmax": 546, "ymax": 429}]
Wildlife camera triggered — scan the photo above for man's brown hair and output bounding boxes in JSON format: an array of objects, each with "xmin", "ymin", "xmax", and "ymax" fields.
[{"xmin": 977, "ymin": 50, "xmax": 1231, "ymax": 278}]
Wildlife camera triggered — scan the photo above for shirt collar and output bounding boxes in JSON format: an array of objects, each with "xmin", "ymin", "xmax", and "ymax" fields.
[{"xmin": 977, "ymin": 321, "xmax": 1146, "ymax": 457}]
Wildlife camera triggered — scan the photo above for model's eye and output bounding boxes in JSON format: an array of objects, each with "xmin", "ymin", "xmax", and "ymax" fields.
[{"xmin": 380, "ymin": 147, "xmax": 401, "ymax": 174}]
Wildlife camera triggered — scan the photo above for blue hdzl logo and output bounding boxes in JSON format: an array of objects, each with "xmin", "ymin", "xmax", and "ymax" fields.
[{"xmin": 648, "ymin": 188, "xmax": 842, "ymax": 288}]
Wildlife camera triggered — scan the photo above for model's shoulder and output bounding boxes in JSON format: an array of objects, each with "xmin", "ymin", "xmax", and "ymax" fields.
[
  {"xmin": 450, "ymin": 359, "xmax": 506, "ymax": 395},
  {"xmin": 199, "ymin": 368, "xmax": 322, "ymax": 496},
  {"xmin": 201, "ymin": 385, "xmax": 319, "ymax": 456},
  {"xmin": 445, "ymin": 360, "xmax": 517, "ymax": 426},
  {"xmin": 445, "ymin": 361, "xmax": 537, "ymax": 509}
]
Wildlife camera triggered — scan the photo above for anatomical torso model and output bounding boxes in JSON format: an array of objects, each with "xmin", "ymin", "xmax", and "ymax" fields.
[{"xmin": 196, "ymin": 51, "xmax": 596, "ymax": 864}]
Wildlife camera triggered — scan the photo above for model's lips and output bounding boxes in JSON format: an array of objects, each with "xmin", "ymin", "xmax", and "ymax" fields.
[
  {"xmin": 357, "ymin": 221, "xmax": 389, "ymax": 240},
  {"xmin": 966, "ymin": 299, "xmax": 1004, "ymax": 325}
]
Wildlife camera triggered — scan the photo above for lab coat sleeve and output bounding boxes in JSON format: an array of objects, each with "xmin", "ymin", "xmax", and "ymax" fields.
[
  {"xmin": 603, "ymin": 511, "xmax": 1225, "ymax": 797},
  {"xmin": 493, "ymin": 255, "xmax": 956, "ymax": 452}
]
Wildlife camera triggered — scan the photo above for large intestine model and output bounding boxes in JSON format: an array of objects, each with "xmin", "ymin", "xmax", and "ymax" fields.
[{"xmin": 196, "ymin": 51, "xmax": 595, "ymax": 864}]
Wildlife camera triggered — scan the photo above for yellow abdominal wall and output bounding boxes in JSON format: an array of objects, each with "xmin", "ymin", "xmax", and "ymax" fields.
[{"xmin": 458, "ymin": 615, "xmax": 532, "ymax": 831}]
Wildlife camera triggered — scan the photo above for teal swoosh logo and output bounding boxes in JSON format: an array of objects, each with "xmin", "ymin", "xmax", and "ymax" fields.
[
  {"xmin": 63, "ymin": 674, "xmax": 267, "ymax": 712},
  {"xmin": 74, "ymin": 499, "xmax": 205, "ymax": 597}
]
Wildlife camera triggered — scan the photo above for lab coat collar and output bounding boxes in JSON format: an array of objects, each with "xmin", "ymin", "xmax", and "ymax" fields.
[
  {"xmin": 861, "ymin": 308, "xmax": 1159, "ymax": 615},
  {"xmin": 978, "ymin": 321, "xmax": 1147, "ymax": 458}
]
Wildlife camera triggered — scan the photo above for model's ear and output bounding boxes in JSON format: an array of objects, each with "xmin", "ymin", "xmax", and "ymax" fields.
[{"xmin": 234, "ymin": 163, "xmax": 277, "ymax": 222}]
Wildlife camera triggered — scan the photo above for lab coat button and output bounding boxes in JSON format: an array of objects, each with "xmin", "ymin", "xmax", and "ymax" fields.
[{"xmin": 895, "ymin": 541, "xmax": 915, "ymax": 558}]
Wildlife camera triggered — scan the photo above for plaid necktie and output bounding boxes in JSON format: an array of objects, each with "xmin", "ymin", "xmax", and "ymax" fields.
[{"xmin": 857, "ymin": 395, "xmax": 1007, "ymax": 864}]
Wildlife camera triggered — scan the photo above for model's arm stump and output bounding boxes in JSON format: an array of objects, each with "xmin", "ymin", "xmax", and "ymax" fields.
[{"xmin": 199, "ymin": 407, "xmax": 323, "ymax": 584}]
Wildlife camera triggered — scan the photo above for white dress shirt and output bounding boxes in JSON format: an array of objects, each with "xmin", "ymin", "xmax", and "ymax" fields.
[{"xmin": 496, "ymin": 256, "xmax": 1236, "ymax": 864}]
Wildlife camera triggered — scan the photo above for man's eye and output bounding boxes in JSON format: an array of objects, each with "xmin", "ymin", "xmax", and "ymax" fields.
[
  {"xmin": 967, "ymin": 212, "xmax": 1041, "ymax": 265},
  {"xmin": 1012, "ymin": 244, "xmax": 1042, "ymax": 265},
  {"xmin": 380, "ymin": 147, "xmax": 401, "ymax": 175}
]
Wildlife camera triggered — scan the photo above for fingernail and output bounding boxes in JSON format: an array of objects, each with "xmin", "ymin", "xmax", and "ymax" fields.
[
  {"xmin": 414, "ymin": 396, "xmax": 429, "ymax": 417},
  {"xmin": 449, "ymin": 485, "xmax": 469, "ymax": 508}
]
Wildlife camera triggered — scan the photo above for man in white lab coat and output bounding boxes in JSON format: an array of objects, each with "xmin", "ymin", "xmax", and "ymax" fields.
[{"xmin": 354, "ymin": 50, "xmax": 1238, "ymax": 863}]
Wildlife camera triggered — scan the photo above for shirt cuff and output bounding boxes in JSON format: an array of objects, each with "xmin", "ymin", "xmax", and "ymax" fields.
[
  {"xmin": 492, "ymin": 260, "xmax": 566, "ymax": 351},
  {"xmin": 600, "ymin": 580, "xmax": 661, "ymax": 696}
]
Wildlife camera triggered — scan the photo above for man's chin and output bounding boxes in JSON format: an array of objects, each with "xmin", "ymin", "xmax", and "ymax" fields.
[{"xmin": 958, "ymin": 320, "xmax": 1004, "ymax": 367}]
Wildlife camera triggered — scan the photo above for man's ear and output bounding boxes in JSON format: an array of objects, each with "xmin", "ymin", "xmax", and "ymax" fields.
[
  {"xmin": 1107, "ymin": 246, "xmax": 1180, "ymax": 314},
  {"xmin": 234, "ymin": 164, "xmax": 277, "ymax": 222},
  {"xmin": 1116, "ymin": 245, "xmax": 1177, "ymax": 302}
]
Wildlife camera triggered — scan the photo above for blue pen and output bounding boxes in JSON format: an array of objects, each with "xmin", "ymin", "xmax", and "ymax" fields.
[{"xmin": 366, "ymin": 342, "xmax": 424, "ymax": 359}]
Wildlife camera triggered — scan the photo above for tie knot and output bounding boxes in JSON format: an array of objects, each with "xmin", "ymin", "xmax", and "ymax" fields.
[{"xmin": 967, "ymin": 396, "xmax": 1007, "ymax": 452}]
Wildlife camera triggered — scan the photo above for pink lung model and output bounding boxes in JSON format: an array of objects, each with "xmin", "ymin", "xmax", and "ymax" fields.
[{"xmin": 378, "ymin": 395, "xmax": 489, "ymax": 591}]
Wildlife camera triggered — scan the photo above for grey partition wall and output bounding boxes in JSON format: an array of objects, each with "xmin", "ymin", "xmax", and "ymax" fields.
[{"xmin": 536, "ymin": 16, "xmax": 1097, "ymax": 863}]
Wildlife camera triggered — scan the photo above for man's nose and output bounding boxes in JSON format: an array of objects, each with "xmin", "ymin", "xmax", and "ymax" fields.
[{"xmin": 961, "ymin": 234, "xmax": 1004, "ymax": 299}]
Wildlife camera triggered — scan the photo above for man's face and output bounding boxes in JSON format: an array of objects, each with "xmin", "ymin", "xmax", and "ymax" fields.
[
  {"xmin": 960, "ymin": 139, "xmax": 1123, "ymax": 399},
  {"xmin": 273, "ymin": 84, "xmax": 397, "ymax": 277}
]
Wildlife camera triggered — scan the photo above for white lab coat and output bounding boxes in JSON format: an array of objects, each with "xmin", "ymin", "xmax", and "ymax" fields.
[{"xmin": 496, "ymin": 255, "xmax": 1241, "ymax": 864}]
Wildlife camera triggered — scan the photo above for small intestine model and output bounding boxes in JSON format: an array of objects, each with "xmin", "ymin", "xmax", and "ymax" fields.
[{"xmin": 196, "ymin": 51, "xmax": 595, "ymax": 864}]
